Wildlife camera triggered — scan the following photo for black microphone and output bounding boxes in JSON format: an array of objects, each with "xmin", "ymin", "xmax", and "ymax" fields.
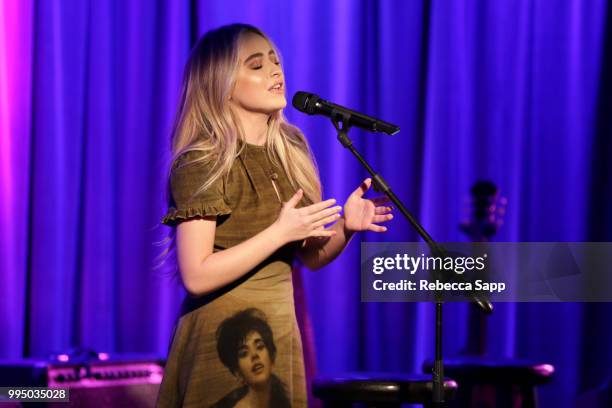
[{"xmin": 292, "ymin": 91, "xmax": 400, "ymax": 135}]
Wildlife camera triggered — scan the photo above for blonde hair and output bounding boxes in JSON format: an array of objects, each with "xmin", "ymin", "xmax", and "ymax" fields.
[{"xmin": 169, "ymin": 23, "xmax": 321, "ymax": 205}]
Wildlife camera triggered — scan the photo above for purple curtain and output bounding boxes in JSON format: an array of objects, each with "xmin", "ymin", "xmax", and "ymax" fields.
[{"xmin": 1, "ymin": 1, "xmax": 611, "ymax": 407}]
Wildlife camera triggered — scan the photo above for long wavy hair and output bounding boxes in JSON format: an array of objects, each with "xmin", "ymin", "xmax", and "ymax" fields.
[
  {"xmin": 169, "ymin": 23, "xmax": 321, "ymax": 204},
  {"xmin": 156, "ymin": 24, "xmax": 321, "ymax": 271}
]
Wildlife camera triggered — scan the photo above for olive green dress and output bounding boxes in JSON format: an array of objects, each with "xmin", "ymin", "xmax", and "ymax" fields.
[{"xmin": 157, "ymin": 141, "xmax": 309, "ymax": 408}]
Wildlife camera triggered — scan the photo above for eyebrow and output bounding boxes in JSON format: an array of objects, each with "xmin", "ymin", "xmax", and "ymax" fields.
[{"xmin": 244, "ymin": 50, "xmax": 277, "ymax": 64}]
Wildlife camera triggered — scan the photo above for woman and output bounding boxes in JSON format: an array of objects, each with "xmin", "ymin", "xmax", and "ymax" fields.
[
  {"xmin": 211, "ymin": 308, "xmax": 290, "ymax": 408},
  {"xmin": 157, "ymin": 23, "xmax": 393, "ymax": 408}
]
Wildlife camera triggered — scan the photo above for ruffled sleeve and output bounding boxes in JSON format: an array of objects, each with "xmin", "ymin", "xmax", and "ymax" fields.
[{"xmin": 161, "ymin": 151, "xmax": 232, "ymax": 226}]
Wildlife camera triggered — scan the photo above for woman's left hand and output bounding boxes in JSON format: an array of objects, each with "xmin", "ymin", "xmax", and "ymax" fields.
[{"xmin": 343, "ymin": 178, "xmax": 393, "ymax": 233}]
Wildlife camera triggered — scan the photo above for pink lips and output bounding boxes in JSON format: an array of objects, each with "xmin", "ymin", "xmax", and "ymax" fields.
[{"xmin": 268, "ymin": 81, "xmax": 284, "ymax": 92}]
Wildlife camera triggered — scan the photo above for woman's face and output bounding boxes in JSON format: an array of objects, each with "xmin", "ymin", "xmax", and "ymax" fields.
[
  {"xmin": 230, "ymin": 32, "xmax": 286, "ymax": 114},
  {"xmin": 236, "ymin": 330, "xmax": 272, "ymax": 387}
]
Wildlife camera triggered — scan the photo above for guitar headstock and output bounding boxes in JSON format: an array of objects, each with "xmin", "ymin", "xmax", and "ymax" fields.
[{"xmin": 459, "ymin": 180, "xmax": 507, "ymax": 242}]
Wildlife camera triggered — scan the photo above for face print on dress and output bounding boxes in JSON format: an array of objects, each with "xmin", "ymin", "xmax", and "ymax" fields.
[{"xmin": 212, "ymin": 308, "xmax": 291, "ymax": 408}]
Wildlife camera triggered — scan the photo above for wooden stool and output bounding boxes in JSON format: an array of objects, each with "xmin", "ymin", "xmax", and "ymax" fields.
[
  {"xmin": 313, "ymin": 372, "xmax": 458, "ymax": 407},
  {"xmin": 423, "ymin": 357, "xmax": 554, "ymax": 408}
]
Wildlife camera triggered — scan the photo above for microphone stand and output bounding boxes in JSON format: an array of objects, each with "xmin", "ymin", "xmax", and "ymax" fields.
[{"xmin": 329, "ymin": 111, "xmax": 492, "ymax": 407}]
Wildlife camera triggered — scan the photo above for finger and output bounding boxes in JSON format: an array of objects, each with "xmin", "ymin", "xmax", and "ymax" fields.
[
  {"xmin": 372, "ymin": 214, "xmax": 393, "ymax": 223},
  {"xmin": 307, "ymin": 205, "xmax": 342, "ymax": 223},
  {"xmin": 304, "ymin": 198, "xmax": 337, "ymax": 215},
  {"xmin": 285, "ymin": 189, "xmax": 304, "ymax": 209},
  {"xmin": 309, "ymin": 228, "xmax": 337, "ymax": 238},
  {"xmin": 312, "ymin": 213, "xmax": 342, "ymax": 228},
  {"xmin": 374, "ymin": 206, "xmax": 393, "ymax": 215},
  {"xmin": 352, "ymin": 178, "xmax": 372, "ymax": 198},
  {"xmin": 303, "ymin": 227, "xmax": 326, "ymax": 243},
  {"xmin": 368, "ymin": 224, "xmax": 388, "ymax": 232},
  {"xmin": 371, "ymin": 195, "xmax": 391, "ymax": 205},
  {"xmin": 307, "ymin": 228, "xmax": 330, "ymax": 243}
]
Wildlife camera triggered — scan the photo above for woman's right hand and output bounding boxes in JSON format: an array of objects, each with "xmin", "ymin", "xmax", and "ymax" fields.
[{"xmin": 273, "ymin": 189, "xmax": 342, "ymax": 244}]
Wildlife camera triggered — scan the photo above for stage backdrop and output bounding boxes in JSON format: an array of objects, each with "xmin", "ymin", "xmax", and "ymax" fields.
[{"xmin": 1, "ymin": 1, "xmax": 611, "ymax": 407}]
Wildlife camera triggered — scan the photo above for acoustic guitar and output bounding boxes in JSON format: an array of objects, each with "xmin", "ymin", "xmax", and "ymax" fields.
[{"xmin": 425, "ymin": 180, "xmax": 554, "ymax": 408}]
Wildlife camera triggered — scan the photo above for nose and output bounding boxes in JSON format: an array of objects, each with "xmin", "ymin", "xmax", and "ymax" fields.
[{"xmin": 271, "ymin": 65, "xmax": 282, "ymax": 78}]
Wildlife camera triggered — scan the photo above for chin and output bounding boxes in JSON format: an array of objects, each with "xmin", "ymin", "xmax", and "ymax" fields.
[
  {"xmin": 271, "ymin": 96, "xmax": 287, "ymax": 110},
  {"xmin": 263, "ymin": 99, "xmax": 287, "ymax": 114},
  {"xmin": 250, "ymin": 375, "xmax": 271, "ymax": 387}
]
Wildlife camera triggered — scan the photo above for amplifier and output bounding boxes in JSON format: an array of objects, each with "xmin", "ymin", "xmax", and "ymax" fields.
[{"xmin": 0, "ymin": 353, "xmax": 165, "ymax": 407}]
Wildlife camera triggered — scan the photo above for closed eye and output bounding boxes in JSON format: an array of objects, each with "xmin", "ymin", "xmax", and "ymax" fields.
[{"xmin": 251, "ymin": 61, "xmax": 280, "ymax": 70}]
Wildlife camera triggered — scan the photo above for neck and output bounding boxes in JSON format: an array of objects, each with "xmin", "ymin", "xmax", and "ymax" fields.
[
  {"xmin": 244, "ymin": 383, "xmax": 271, "ymax": 407},
  {"xmin": 233, "ymin": 107, "xmax": 270, "ymax": 146}
]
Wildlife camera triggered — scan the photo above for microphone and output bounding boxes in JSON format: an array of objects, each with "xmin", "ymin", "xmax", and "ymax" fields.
[{"xmin": 292, "ymin": 91, "xmax": 400, "ymax": 135}]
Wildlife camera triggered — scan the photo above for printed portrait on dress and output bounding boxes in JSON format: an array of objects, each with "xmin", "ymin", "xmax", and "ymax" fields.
[{"xmin": 209, "ymin": 308, "xmax": 291, "ymax": 408}]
